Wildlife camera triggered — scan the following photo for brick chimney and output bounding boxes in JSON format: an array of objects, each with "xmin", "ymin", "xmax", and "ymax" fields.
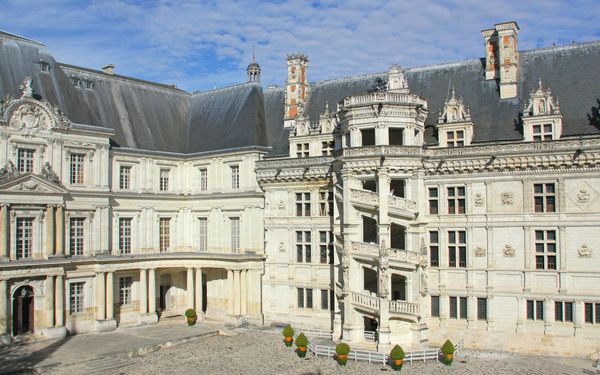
[
  {"xmin": 482, "ymin": 22, "xmax": 519, "ymax": 99},
  {"xmin": 284, "ymin": 53, "xmax": 309, "ymax": 128},
  {"xmin": 102, "ymin": 64, "xmax": 115, "ymax": 75}
]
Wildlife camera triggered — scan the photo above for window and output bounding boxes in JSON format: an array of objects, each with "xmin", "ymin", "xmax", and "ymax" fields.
[
  {"xmin": 18, "ymin": 149, "xmax": 34, "ymax": 173},
  {"xmin": 297, "ymin": 143, "xmax": 309, "ymax": 158},
  {"xmin": 585, "ymin": 303, "xmax": 600, "ymax": 324},
  {"xmin": 447, "ymin": 130, "xmax": 465, "ymax": 147},
  {"xmin": 428, "ymin": 188, "xmax": 438, "ymax": 214},
  {"xmin": 429, "ymin": 231, "xmax": 439, "ymax": 267},
  {"xmin": 450, "ymin": 297, "xmax": 458, "ymax": 318},
  {"xmin": 297, "ymin": 288, "xmax": 312, "ymax": 309},
  {"xmin": 69, "ymin": 218, "xmax": 84, "ymax": 256},
  {"xmin": 160, "ymin": 169, "xmax": 169, "ymax": 191},
  {"xmin": 16, "ymin": 218, "xmax": 33, "ymax": 259},
  {"xmin": 70, "ymin": 282, "xmax": 85, "ymax": 314},
  {"xmin": 535, "ymin": 230, "xmax": 556, "ymax": 270},
  {"xmin": 448, "ymin": 230, "xmax": 466, "ymax": 268},
  {"xmin": 199, "ymin": 218, "xmax": 207, "ymax": 252},
  {"xmin": 319, "ymin": 231, "xmax": 333, "ymax": 264},
  {"xmin": 119, "ymin": 277, "xmax": 133, "ymax": 305},
  {"xmin": 306, "ymin": 289, "xmax": 313, "ymax": 309},
  {"xmin": 447, "ymin": 187, "xmax": 466, "ymax": 214},
  {"xmin": 460, "ymin": 297, "xmax": 467, "ymax": 319},
  {"xmin": 555, "ymin": 301, "xmax": 573, "ymax": 322},
  {"xmin": 71, "ymin": 77, "xmax": 80, "ymax": 87},
  {"xmin": 534, "ymin": 183, "xmax": 556, "ymax": 213},
  {"xmin": 200, "ymin": 169, "xmax": 208, "ymax": 191},
  {"xmin": 296, "ymin": 231, "xmax": 311, "ymax": 263},
  {"xmin": 478, "ymin": 298, "xmax": 487, "ymax": 320},
  {"xmin": 298, "ymin": 288, "xmax": 304, "ymax": 308},
  {"xmin": 527, "ymin": 300, "xmax": 544, "ymax": 321},
  {"xmin": 70, "ymin": 154, "xmax": 85, "ymax": 184},
  {"xmin": 431, "ymin": 296, "xmax": 440, "ymax": 317},
  {"xmin": 39, "ymin": 62, "xmax": 50, "ymax": 73},
  {"xmin": 160, "ymin": 218, "xmax": 170, "ymax": 252},
  {"xmin": 533, "ymin": 124, "xmax": 553, "ymax": 141},
  {"xmin": 231, "ymin": 217, "xmax": 240, "ymax": 253},
  {"xmin": 319, "ymin": 192, "xmax": 333, "ymax": 216},
  {"xmin": 84, "ymin": 81, "xmax": 94, "ymax": 90},
  {"xmin": 231, "ymin": 166, "xmax": 239, "ymax": 189},
  {"xmin": 296, "ymin": 193, "xmax": 311, "ymax": 217},
  {"xmin": 119, "ymin": 218, "xmax": 132, "ymax": 254},
  {"xmin": 321, "ymin": 141, "xmax": 334, "ymax": 156},
  {"xmin": 321, "ymin": 289, "xmax": 332, "ymax": 310},
  {"xmin": 120, "ymin": 166, "xmax": 131, "ymax": 190}
]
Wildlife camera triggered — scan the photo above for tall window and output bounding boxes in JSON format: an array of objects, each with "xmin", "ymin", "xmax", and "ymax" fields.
[
  {"xmin": 534, "ymin": 183, "xmax": 556, "ymax": 212},
  {"xmin": 319, "ymin": 231, "xmax": 333, "ymax": 264},
  {"xmin": 448, "ymin": 230, "xmax": 466, "ymax": 268},
  {"xmin": 431, "ymin": 296, "xmax": 440, "ymax": 317},
  {"xmin": 319, "ymin": 192, "xmax": 333, "ymax": 216},
  {"xmin": 120, "ymin": 166, "xmax": 131, "ymax": 189},
  {"xmin": 321, "ymin": 289, "xmax": 331, "ymax": 310},
  {"xmin": 535, "ymin": 230, "xmax": 556, "ymax": 270},
  {"xmin": 160, "ymin": 169, "xmax": 169, "ymax": 191},
  {"xmin": 429, "ymin": 231, "xmax": 439, "ymax": 267},
  {"xmin": 585, "ymin": 303, "xmax": 600, "ymax": 324},
  {"xmin": 119, "ymin": 277, "xmax": 133, "ymax": 305},
  {"xmin": 447, "ymin": 187, "xmax": 466, "ymax": 214},
  {"xmin": 18, "ymin": 149, "xmax": 34, "ymax": 173},
  {"xmin": 70, "ymin": 282, "xmax": 85, "ymax": 314},
  {"xmin": 199, "ymin": 169, "xmax": 208, "ymax": 191},
  {"xmin": 460, "ymin": 297, "xmax": 467, "ymax": 319},
  {"xmin": 533, "ymin": 124, "xmax": 553, "ymax": 141},
  {"xmin": 321, "ymin": 141, "xmax": 334, "ymax": 156},
  {"xmin": 297, "ymin": 231, "xmax": 311, "ymax": 263},
  {"xmin": 297, "ymin": 288, "xmax": 312, "ymax": 308},
  {"xmin": 555, "ymin": 301, "xmax": 573, "ymax": 322},
  {"xmin": 230, "ymin": 217, "xmax": 240, "ymax": 253},
  {"xmin": 296, "ymin": 193, "xmax": 311, "ymax": 217},
  {"xmin": 119, "ymin": 218, "xmax": 132, "ymax": 254},
  {"xmin": 16, "ymin": 218, "xmax": 33, "ymax": 259},
  {"xmin": 446, "ymin": 130, "xmax": 465, "ymax": 147},
  {"xmin": 69, "ymin": 218, "xmax": 85, "ymax": 256},
  {"xmin": 159, "ymin": 218, "xmax": 170, "ymax": 252},
  {"xmin": 199, "ymin": 218, "xmax": 207, "ymax": 252},
  {"xmin": 428, "ymin": 188, "xmax": 438, "ymax": 214},
  {"xmin": 231, "ymin": 166, "xmax": 239, "ymax": 189},
  {"xmin": 478, "ymin": 298, "xmax": 487, "ymax": 320},
  {"xmin": 297, "ymin": 143, "xmax": 309, "ymax": 158},
  {"xmin": 298, "ymin": 288, "xmax": 304, "ymax": 308},
  {"xmin": 449, "ymin": 297, "xmax": 458, "ymax": 318},
  {"xmin": 527, "ymin": 300, "xmax": 544, "ymax": 321},
  {"xmin": 70, "ymin": 154, "xmax": 85, "ymax": 184}
]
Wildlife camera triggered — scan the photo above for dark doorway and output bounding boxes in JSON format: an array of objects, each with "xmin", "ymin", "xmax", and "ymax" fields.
[
  {"xmin": 390, "ymin": 179, "xmax": 405, "ymax": 198},
  {"xmin": 202, "ymin": 273, "xmax": 207, "ymax": 313},
  {"xmin": 361, "ymin": 128, "xmax": 375, "ymax": 146},
  {"xmin": 363, "ymin": 268, "xmax": 378, "ymax": 295},
  {"xmin": 391, "ymin": 223, "xmax": 406, "ymax": 250},
  {"xmin": 159, "ymin": 273, "xmax": 172, "ymax": 311},
  {"xmin": 391, "ymin": 274, "xmax": 406, "ymax": 301},
  {"xmin": 363, "ymin": 216, "xmax": 378, "ymax": 244},
  {"xmin": 389, "ymin": 128, "xmax": 403, "ymax": 145},
  {"xmin": 363, "ymin": 180, "xmax": 377, "ymax": 192},
  {"xmin": 12, "ymin": 286, "xmax": 34, "ymax": 336}
]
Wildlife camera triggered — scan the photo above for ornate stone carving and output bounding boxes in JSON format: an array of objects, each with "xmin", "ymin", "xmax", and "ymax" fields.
[
  {"xmin": 11, "ymin": 180, "xmax": 48, "ymax": 191},
  {"xmin": 19, "ymin": 76, "xmax": 34, "ymax": 99},
  {"xmin": 0, "ymin": 93, "xmax": 14, "ymax": 117},
  {"xmin": 501, "ymin": 192, "xmax": 514, "ymax": 205},
  {"xmin": 9, "ymin": 103, "xmax": 50, "ymax": 136},
  {"xmin": 577, "ymin": 244, "xmax": 592, "ymax": 258},
  {"xmin": 523, "ymin": 78, "xmax": 561, "ymax": 117},
  {"xmin": 278, "ymin": 241, "xmax": 286, "ymax": 253},
  {"xmin": 437, "ymin": 88, "xmax": 471, "ymax": 123},
  {"xmin": 503, "ymin": 244, "xmax": 515, "ymax": 257},
  {"xmin": 0, "ymin": 161, "xmax": 20, "ymax": 182},
  {"xmin": 577, "ymin": 189, "xmax": 590, "ymax": 204},
  {"xmin": 39, "ymin": 162, "xmax": 64, "ymax": 187},
  {"xmin": 475, "ymin": 246, "xmax": 486, "ymax": 257},
  {"xmin": 474, "ymin": 193, "xmax": 484, "ymax": 206}
]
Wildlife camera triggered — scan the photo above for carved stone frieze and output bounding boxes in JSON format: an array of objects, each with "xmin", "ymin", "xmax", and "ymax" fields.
[
  {"xmin": 388, "ymin": 195, "xmax": 417, "ymax": 211},
  {"xmin": 577, "ymin": 244, "xmax": 592, "ymax": 258}
]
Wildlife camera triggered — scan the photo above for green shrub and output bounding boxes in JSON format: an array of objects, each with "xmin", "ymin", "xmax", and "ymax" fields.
[
  {"xmin": 336, "ymin": 343, "xmax": 350, "ymax": 356},
  {"xmin": 441, "ymin": 339, "xmax": 455, "ymax": 355},
  {"xmin": 295, "ymin": 333, "xmax": 309, "ymax": 347},
  {"xmin": 390, "ymin": 344, "xmax": 405, "ymax": 360},
  {"xmin": 185, "ymin": 308, "xmax": 196, "ymax": 319},
  {"xmin": 283, "ymin": 324, "xmax": 294, "ymax": 337}
]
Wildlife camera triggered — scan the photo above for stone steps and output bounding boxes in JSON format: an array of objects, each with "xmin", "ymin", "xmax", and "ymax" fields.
[{"xmin": 40, "ymin": 356, "xmax": 132, "ymax": 375}]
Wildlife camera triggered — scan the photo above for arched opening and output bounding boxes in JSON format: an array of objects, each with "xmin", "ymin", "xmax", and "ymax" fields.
[
  {"xmin": 363, "ymin": 267, "xmax": 378, "ymax": 295},
  {"xmin": 12, "ymin": 285, "xmax": 34, "ymax": 336},
  {"xmin": 363, "ymin": 316, "xmax": 378, "ymax": 341},
  {"xmin": 390, "ymin": 223, "xmax": 406, "ymax": 250},
  {"xmin": 391, "ymin": 274, "xmax": 406, "ymax": 301},
  {"xmin": 159, "ymin": 273, "xmax": 172, "ymax": 311},
  {"xmin": 362, "ymin": 180, "xmax": 377, "ymax": 192},
  {"xmin": 362, "ymin": 216, "xmax": 378, "ymax": 244}
]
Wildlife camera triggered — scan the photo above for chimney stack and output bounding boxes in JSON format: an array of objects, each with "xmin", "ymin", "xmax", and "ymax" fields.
[
  {"xmin": 482, "ymin": 22, "xmax": 519, "ymax": 99},
  {"xmin": 102, "ymin": 64, "xmax": 115, "ymax": 75}
]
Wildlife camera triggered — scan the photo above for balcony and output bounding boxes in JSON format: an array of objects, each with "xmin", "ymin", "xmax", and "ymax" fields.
[
  {"xmin": 351, "ymin": 291, "xmax": 380, "ymax": 313},
  {"xmin": 348, "ymin": 240, "xmax": 419, "ymax": 268},
  {"xmin": 350, "ymin": 291, "xmax": 420, "ymax": 322},
  {"xmin": 348, "ymin": 188, "xmax": 417, "ymax": 219},
  {"xmin": 350, "ymin": 240, "xmax": 380, "ymax": 259},
  {"xmin": 349, "ymin": 188, "xmax": 379, "ymax": 210}
]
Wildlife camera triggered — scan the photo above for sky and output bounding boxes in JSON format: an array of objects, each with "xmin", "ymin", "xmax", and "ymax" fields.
[{"xmin": 1, "ymin": 0, "xmax": 599, "ymax": 92}]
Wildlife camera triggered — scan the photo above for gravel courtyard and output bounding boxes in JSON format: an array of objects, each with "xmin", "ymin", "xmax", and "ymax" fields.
[{"xmin": 95, "ymin": 329, "xmax": 598, "ymax": 375}]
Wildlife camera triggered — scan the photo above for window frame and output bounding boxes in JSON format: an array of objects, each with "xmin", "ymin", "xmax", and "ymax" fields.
[
  {"xmin": 428, "ymin": 187, "xmax": 439, "ymax": 214},
  {"xmin": 119, "ymin": 276, "xmax": 133, "ymax": 306},
  {"xmin": 477, "ymin": 298, "xmax": 487, "ymax": 321},
  {"xmin": 70, "ymin": 282, "xmax": 85, "ymax": 314},
  {"xmin": 429, "ymin": 231, "xmax": 439, "ymax": 267},
  {"xmin": 70, "ymin": 153, "xmax": 85, "ymax": 185},
  {"xmin": 431, "ymin": 295, "xmax": 440, "ymax": 317},
  {"xmin": 230, "ymin": 217, "xmax": 240, "ymax": 253},
  {"xmin": 535, "ymin": 230, "xmax": 557, "ymax": 270},
  {"xmin": 119, "ymin": 218, "xmax": 132, "ymax": 254},
  {"xmin": 159, "ymin": 169, "xmax": 170, "ymax": 192},
  {"xmin": 69, "ymin": 217, "xmax": 85, "ymax": 256},
  {"xmin": 198, "ymin": 217, "xmax": 208, "ymax": 252},
  {"xmin": 159, "ymin": 217, "xmax": 170, "ymax": 252},
  {"xmin": 18, "ymin": 149, "xmax": 35, "ymax": 173},
  {"xmin": 16, "ymin": 218, "xmax": 34, "ymax": 259},
  {"xmin": 296, "ymin": 230, "xmax": 311, "ymax": 263},
  {"xmin": 199, "ymin": 169, "xmax": 208, "ymax": 191},
  {"xmin": 448, "ymin": 230, "xmax": 466, "ymax": 268},
  {"xmin": 527, "ymin": 300, "xmax": 544, "ymax": 321},
  {"xmin": 447, "ymin": 186, "xmax": 466, "ymax": 214},
  {"xmin": 296, "ymin": 192, "xmax": 311, "ymax": 217},
  {"xmin": 534, "ymin": 183, "xmax": 556, "ymax": 213},
  {"xmin": 119, "ymin": 166, "xmax": 132, "ymax": 190},
  {"xmin": 231, "ymin": 165, "xmax": 240, "ymax": 189}
]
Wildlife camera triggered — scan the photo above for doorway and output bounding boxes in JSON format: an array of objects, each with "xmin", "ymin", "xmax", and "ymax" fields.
[
  {"xmin": 391, "ymin": 274, "xmax": 406, "ymax": 301},
  {"xmin": 12, "ymin": 286, "xmax": 34, "ymax": 336},
  {"xmin": 159, "ymin": 274, "xmax": 172, "ymax": 311}
]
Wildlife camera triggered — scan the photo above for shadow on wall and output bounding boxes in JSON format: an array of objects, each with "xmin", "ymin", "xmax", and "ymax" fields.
[{"xmin": 587, "ymin": 99, "xmax": 600, "ymax": 130}]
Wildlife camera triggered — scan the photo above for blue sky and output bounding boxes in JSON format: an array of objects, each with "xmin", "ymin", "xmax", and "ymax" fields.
[{"xmin": 2, "ymin": 0, "xmax": 599, "ymax": 92}]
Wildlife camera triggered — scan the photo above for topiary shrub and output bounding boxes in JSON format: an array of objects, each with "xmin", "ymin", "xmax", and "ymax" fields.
[
  {"xmin": 390, "ymin": 344, "xmax": 405, "ymax": 360},
  {"xmin": 185, "ymin": 308, "xmax": 196, "ymax": 319},
  {"xmin": 283, "ymin": 324, "xmax": 294, "ymax": 337},
  {"xmin": 295, "ymin": 333, "xmax": 309, "ymax": 347},
  {"xmin": 441, "ymin": 339, "xmax": 455, "ymax": 355},
  {"xmin": 336, "ymin": 342, "xmax": 350, "ymax": 356}
]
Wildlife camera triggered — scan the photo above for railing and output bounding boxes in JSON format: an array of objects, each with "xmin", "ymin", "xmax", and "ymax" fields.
[
  {"xmin": 349, "ymin": 188, "xmax": 379, "ymax": 205},
  {"xmin": 388, "ymin": 195, "xmax": 417, "ymax": 211},
  {"xmin": 343, "ymin": 92, "xmax": 428, "ymax": 108},
  {"xmin": 403, "ymin": 348, "xmax": 440, "ymax": 363},
  {"xmin": 388, "ymin": 248, "xmax": 419, "ymax": 263},
  {"xmin": 389, "ymin": 300, "xmax": 420, "ymax": 315},
  {"xmin": 348, "ymin": 347, "xmax": 387, "ymax": 365},
  {"xmin": 297, "ymin": 328, "xmax": 334, "ymax": 340},
  {"xmin": 351, "ymin": 291, "xmax": 380, "ymax": 310},
  {"xmin": 364, "ymin": 330, "xmax": 378, "ymax": 342},
  {"xmin": 350, "ymin": 241, "xmax": 380, "ymax": 257}
]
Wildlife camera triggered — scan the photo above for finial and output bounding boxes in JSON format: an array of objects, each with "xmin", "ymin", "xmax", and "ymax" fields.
[
  {"xmin": 451, "ymin": 87, "xmax": 456, "ymax": 99},
  {"xmin": 538, "ymin": 77, "xmax": 542, "ymax": 89},
  {"xmin": 253, "ymin": 43, "xmax": 255, "ymax": 63}
]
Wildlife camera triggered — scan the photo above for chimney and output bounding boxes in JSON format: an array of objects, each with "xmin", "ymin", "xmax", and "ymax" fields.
[
  {"xmin": 482, "ymin": 22, "xmax": 519, "ymax": 99},
  {"xmin": 284, "ymin": 52, "xmax": 309, "ymax": 128},
  {"xmin": 102, "ymin": 64, "xmax": 115, "ymax": 75}
]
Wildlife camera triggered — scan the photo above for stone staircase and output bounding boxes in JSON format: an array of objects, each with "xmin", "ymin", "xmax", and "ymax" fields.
[{"xmin": 158, "ymin": 310, "xmax": 185, "ymax": 324}]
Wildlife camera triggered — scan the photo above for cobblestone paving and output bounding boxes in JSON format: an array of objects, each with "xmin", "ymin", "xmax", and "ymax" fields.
[{"xmin": 96, "ymin": 330, "xmax": 597, "ymax": 375}]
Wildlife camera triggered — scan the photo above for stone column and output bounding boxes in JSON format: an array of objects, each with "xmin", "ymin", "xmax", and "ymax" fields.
[
  {"xmin": 55, "ymin": 275, "xmax": 64, "ymax": 326},
  {"xmin": 195, "ymin": 268, "xmax": 203, "ymax": 313},
  {"xmin": 106, "ymin": 272, "xmax": 114, "ymax": 320},
  {"xmin": 46, "ymin": 205, "xmax": 55, "ymax": 257},
  {"xmin": 240, "ymin": 269, "xmax": 247, "ymax": 315},
  {"xmin": 0, "ymin": 204, "xmax": 9, "ymax": 261},
  {"xmin": 45, "ymin": 276, "xmax": 55, "ymax": 328},
  {"xmin": 377, "ymin": 297, "xmax": 391, "ymax": 353},
  {"xmin": 574, "ymin": 300, "xmax": 583, "ymax": 338},
  {"xmin": 139, "ymin": 269, "xmax": 148, "ymax": 315},
  {"xmin": 97, "ymin": 272, "xmax": 106, "ymax": 320},
  {"xmin": 233, "ymin": 270, "xmax": 241, "ymax": 315},
  {"xmin": 0, "ymin": 279, "xmax": 8, "ymax": 335},
  {"xmin": 56, "ymin": 205, "xmax": 65, "ymax": 256},
  {"xmin": 227, "ymin": 269, "xmax": 234, "ymax": 315},
  {"xmin": 148, "ymin": 269, "xmax": 156, "ymax": 314},
  {"xmin": 186, "ymin": 268, "xmax": 194, "ymax": 309}
]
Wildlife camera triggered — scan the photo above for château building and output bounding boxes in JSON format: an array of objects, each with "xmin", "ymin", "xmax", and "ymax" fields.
[{"xmin": 1, "ymin": 22, "xmax": 599, "ymax": 356}]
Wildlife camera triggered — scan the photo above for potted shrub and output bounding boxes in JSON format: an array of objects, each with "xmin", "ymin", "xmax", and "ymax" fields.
[
  {"xmin": 390, "ymin": 344, "xmax": 405, "ymax": 371},
  {"xmin": 283, "ymin": 324, "xmax": 294, "ymax": 347},
  {"xmin": 336, "ymin": 343, "xmax": 350, "ymax": 366},
  {"xmin": 441, "ymin": 339, "xmax": 455, "ymax": 366},
  {"xmin": 185, "ymin": 308, "xmax": 196, "ymax": 326},
  {"xmin": 295, "ymin": 333, "xmax": 309, "ymax": 358}
]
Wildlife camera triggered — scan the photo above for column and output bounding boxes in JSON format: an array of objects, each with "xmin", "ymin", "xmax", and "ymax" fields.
[
  {"xmin": 227, "ymin": 269, "xmax": 234, "ymax": 315},
  {"xmin": 467, "ymin": 294, "xmax": 476, "ymax": 330},
  {"xmin": 195, "ymin": 268, "xmax": 203, "ymax": 313},
  {"xmin": 45, "ymin": 276, "xmax": 55, "ymax": 328},
  {"xmin": 96, "ymin": 272, "xmax": 106, "ymax": 320},
  {"xmin": 139, "ymin": 269, "xmax": 148, "ymax": 315},
  {"xmin": 233, "ymin": 270, "xmax": 241, "ymax": 315},
  {"xmin": 544, "ymin": 297, "xmax": 553, "ymax": 335},
  {"xmin": 55, "ymin": 275, "xmax": 64, "ymax": 326},
  {"xmin": 46, "ymin": 205, "xmax": 55, "ymax": 257},
  {"xmin": 186, "ymin": 268, "xmax": 194, "ymax": 309},
  {"xmin": 148, "ymin": 269, "xmax": 156, "ymax": 314},
  {"xmin": 56, "ymin": 205, "xmax": 65, "ymax": 256},
  {"xmin": 574, "ymin": 300, "xmax": 583, "ymax": 338},
  {"xmin": 106, "ymin": 272, "xmax": 114, "ymax": 320},
  {"xmin": 0, "ymin": 204, "xmax": 9, "ymax": 260},
  {"xmin": 0, "ymin": 279, "xmax": 8, "ymax": 335},
  {"xmin": 240, "ymin": 269, "xmax": 247, "ymax": 315}
]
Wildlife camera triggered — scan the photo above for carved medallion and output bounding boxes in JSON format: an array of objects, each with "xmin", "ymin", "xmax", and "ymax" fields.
[
  {"xmin": 503, "ymin": 244, "xmax": 515, "ymax": 257},
  {"xmin": 474, "ymin": 193, "xmax": 484, "ymax": 206},
  {"xmin": 475, "ymin": 246, "xmax": 486, "ymax": 257},
  {"xmin": 577, "ymin": 244, "xmax": 592, "ymax": 258},
  {"xmin": 577, "ymin": 190, "xmax": 590, "ymax": 204},
  {"xmin": 501, "ymin": 192, "xmax": 514, "ymax": 205}
]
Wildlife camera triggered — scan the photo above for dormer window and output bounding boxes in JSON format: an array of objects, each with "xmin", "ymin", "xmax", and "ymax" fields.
[
  {"xmin": 39, "ymin": 61, "xmax": 50, "ymax": 73},
  {"xmin": 436, "ymin": 88, "xmax": 474, "ymax": 147},
  {"xmin": 84, "ymin": 80, "xmax": 94, "ymax": 90},
  {"xmin": 71, "ymin": 77, "xmax": 81, "ymax": 88},
  {"xmin": 522, "ymin": 79, "xmax": 563, "ymax": 142},
  {"xmin": 446, "ymin": 130, "xmax": 465, "ymax": 147},
  {"xmin": 533, "ymin": 124, "xmax": 553, "ymax": 141}
]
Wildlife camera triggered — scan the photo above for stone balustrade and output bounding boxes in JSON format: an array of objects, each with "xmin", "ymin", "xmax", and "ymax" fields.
[
  {"xmin": 349, "ymin": 188, "xmax": 378, "ymax": 205},
  {"xmin": 351, "ymin": 291, "xmax": 380, "ymax": 310},
  {"xmin": 350, "ymin": 240, "xmax": 380, "ymax": 257},
  {"xmin": 388, "ymin": 195, "xmax": 417, "ymax": 211},
  {"xmin": 389, "ymin": 300, "xmax": 420, "ymax": 316},
  {"xmin": 388, "ymin": 248, "xmax": 419, "ymax": 263},
  {"xmin": 342, "ymin": 92, "xmax": 428, "ymax": 108}
]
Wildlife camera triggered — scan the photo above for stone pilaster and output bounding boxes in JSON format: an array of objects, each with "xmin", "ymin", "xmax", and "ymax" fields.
[
  {"xmin": 55, "ymin": 275, "xmax": 64, "ymax": 327},
  {"xmin": 0, "ymin": 204, "xmax": 9, "ymax": 261},
  {"xmin": 195, "ymin": 268, "xmax": 203, "ymax": 314},
  {"xmin": 148, "ymin": 269, "xmax": 156, "ymax": 315},
  {"xmin": 0, "ymin": 279, "xmax": 8, "ymax": 337},
  {"xmin": 55, "ymin": 205, "xmax": 64, "ymax": 256},
  {"xmin": 227, "ymin": 269, "xmax": 234, "ymax": 315},
  {"xmin": 96, "ymin": 272, "xmax": 106, "ymax": 320},
  {"xmin": 234, "ymin": 270, "xmax": 241, "ymax": 315},
  {"xmin": 46, "ymin": 205, "xmax": 55, "ymax": 257},
  {"xmin": 240, "ymin": 269, "xmax": 247, "ymax": 316},
  {"xmin": 106, "ymin": 272, "xmax": 114, "ymax": 320},
  {"xmin": 186, "ymin": 268, "xmax": 194, "ymax": 309},
  {"xmin": 139, "ymin": 269, "xmax": 148, "ymax": 315}
]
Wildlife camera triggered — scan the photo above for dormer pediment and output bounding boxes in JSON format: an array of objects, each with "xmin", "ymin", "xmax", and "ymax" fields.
[
  {"xmin": 521, "ymin": 78, "xmax": 563, "ymax": 141},
  {"xmin": 436, "ymin": 88, "xmax": 474, "ymax": 147},
  {"xmin": 523, "ymin": 78, "xmax": 561, "ymax": 117},
  {"xmin": 438, "ymin": 88, "xmax": 471, "ymax": 124},
  {"xmin": 0, "ymin": 173, "xmax": 68, "ymax": 194}
]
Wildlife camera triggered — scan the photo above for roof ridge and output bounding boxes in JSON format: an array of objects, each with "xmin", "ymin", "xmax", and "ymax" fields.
[
  {"xmin": 0, "ymin": 30, "xmax": 44, "ymax": 46},
  {"xmin": 520, "ymin": 40, "xmax": 600, "ymax": 56},
  {"xmin": 191, "ymin": 81, "xmax": 260, "ymax": 97}
]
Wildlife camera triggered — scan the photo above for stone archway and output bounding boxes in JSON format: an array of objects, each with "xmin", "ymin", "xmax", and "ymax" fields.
[{"xmin": 12, "ymin": 285, "xmax": 34, "ymax": 336}]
